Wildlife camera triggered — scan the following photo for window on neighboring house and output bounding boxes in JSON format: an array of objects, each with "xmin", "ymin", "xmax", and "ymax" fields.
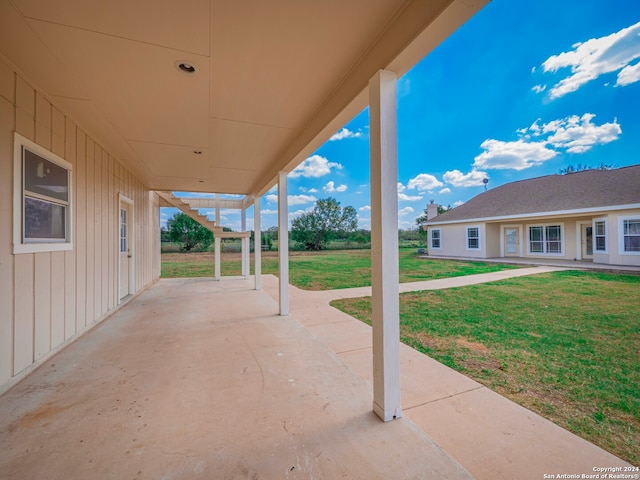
[
  {"xmin": 528, "ymin": 224, "xmax": 562, "ymax": 255},
  {"xmin": 430, "ymin": 228, "xmax": 441, "ymax": 249},
  {"xmin": 14, "ymin": 133, "xmax": 72, "ymax": 254},
  {"xmin": 622, "ymin": 218, "xmax": 640, "ymax": 253},
  {"xmin": 594, "ymin": 220, "xmax": 607, "ymax": 252},
  {"xmin": 466, "ymin": 226, "xmax": 480, "ymax": 250}
]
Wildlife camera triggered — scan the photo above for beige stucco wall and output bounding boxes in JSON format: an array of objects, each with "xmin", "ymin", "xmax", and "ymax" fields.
[
  {"xmin": 428, "ymin": 214, "xmax": 640, "ymax": 267},
  {"xmin": 485, "ymin": 223, "xmax": 501, "ymax": 257},
  {"xmin": 427, "ymin": 223, "xmax": 489, "ymax": 259},
  {"xmin": 0, "ymin": 59, "xmax": 161, "ymax": 393},
  {"xmin": 594, "ymin": 209, "xmax": 640, "ymax": 267}
]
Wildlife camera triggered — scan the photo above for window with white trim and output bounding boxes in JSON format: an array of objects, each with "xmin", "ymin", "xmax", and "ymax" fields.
[
  {"xmin": 14, "ymin": 133, "xmax": 72, "ymax": 254},
  {"xmin": 594, "ymin": 220, "xmax": 607, "ymax": 253},
  {"xmin": 430, "ymin": 228, "xmax": 441, "ymax": 249},
  {"xmin": 528, "ymin": 224, "xmax": 562, "ymax": 255},
  {"xmin": 466, "ymin": 226, "xmax": 480, "ymax": 250},
  {"xmin": 621, "ymin": 218, "xmax": 640, "ymax": 253}
]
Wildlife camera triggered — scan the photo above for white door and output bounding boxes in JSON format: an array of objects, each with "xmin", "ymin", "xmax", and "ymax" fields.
[
  {"xmin": 504, "ymin": 227, "xmax": 519, "ymax": 256},
  {"xmin": 119, "ymin": 204, "xmax": 130, "ymax": 300}
]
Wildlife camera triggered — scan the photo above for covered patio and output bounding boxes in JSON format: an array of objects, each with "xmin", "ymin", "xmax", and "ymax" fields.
[
  {"xmin": 0, "ymin": 274, "xmax": 629, "ymax": 479},
  {"xmin": 0, "ymin": 277, "xmax": 470, "ymax": 479}
]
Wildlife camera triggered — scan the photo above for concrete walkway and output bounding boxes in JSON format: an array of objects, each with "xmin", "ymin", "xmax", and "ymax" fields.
[
  {"xmin": 261, "ymin": 266, "xmax": 633, "ymax": 479},
  {"xmin": 326, "ymin": 265, "xmax": 568, "ymax": 299}
]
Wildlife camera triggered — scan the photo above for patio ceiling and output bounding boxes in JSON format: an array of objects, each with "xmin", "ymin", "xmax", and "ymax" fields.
[{"xmin": 0, "ymin": 0, "xmax": 486, "ymax": 196}]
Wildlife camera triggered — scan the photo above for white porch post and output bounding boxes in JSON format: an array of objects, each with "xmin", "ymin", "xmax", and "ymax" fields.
[
  {"xmin": 215, "ymin": 193, "xmax": 220, "ymax": 225},
  {"xmin": 214, "ymin": 236, "xmax": 221, "ymax": 281},
  {"xmin": 214, "ymin": 193, "xmax": 221, "ymax": 281},
  {"xmin": 241, "ymin": 209, "xmax": 247, "ymax": 278},
  {"xmin": 254, "ymin": 197, "xmax": 262, "ymax": 290},
  {"xmin": 369, "ymin": 69, "xmax": 401, "ymax": 421},
  {"xmin": 244, "ymin": 237, "xmax": 250, "ymax": 279},
  {"xmin": 278, "ymin": 171, "xmax": 289, "ymax": 316}
]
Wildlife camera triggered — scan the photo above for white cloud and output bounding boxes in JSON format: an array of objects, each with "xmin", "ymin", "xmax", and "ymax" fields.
[
  {"xmin": 523, "ymin": 113, "xmax": 622, "ymax": 153},
  {"xmin": 290, "ymin": 207, "xmax": 314, "ymax": 219},
  {"xmin": 540, "ymin": 21, "xmax": 640, "ymax": 98},
  {"xmin": 308, "ymin": 188, "xmax": 318, "ymax": 193},
  {"xmin": 543, "ymin": 114, "xmax": 621, "ymax": 153},
  {"xmin": 453, "ymin": 200, "xmax": 464, "ymax": 207},
  {"xmin": 473, "ymin": 139, "xmax": 558, "ymax": 170},
  {"xmin": 439, "ymin": 188, "xmax": 451, "ymax": 194},
  {"xmin": 443, "ymin": 169, "xmax": 489, "ymax": 187},
  {"xmin": 616, "ymin": 62, "xmax": 640, "ymax": 86},
  {"xmin": 397, "ymin": 182, "xmax": 422, "ymax": 200},
  {"xmin": 359, "ymin": 205, "xmax": 371, "ymax": 212},
  {"xmin": 266, "ymin": 194, "xmax": 317, "ymax": 205},
  {"xmin": 531, "ymin": 84, "xmax": 546, "ymax": 93},
  {"xmin": 474, "ymin": 113, "xmax": 622, "ymax": 171},
  {"xmin": 399, "ymin": 206, "xmax": 414, "ymax": 216},
  {"xmin": 407, "ymin": 173, "xmax": 444, "ymax": 192},
  {"xmin": 329, "ymin": 127, "xmax": 362, "ymax": 141},
  {"xmin": 323, "ymin": 181, "xmax": 348, "ymax": 193},
  {"xmin": 398, "ymin": 193, "xmax": 423, "ymax": 201},
  {"xmin": 261, "ymin": 209, "xmax": 278, "ymax": 215},
  {"xmin": 289, "ymin": 155, "xmax": 342, "ymax": 178}
]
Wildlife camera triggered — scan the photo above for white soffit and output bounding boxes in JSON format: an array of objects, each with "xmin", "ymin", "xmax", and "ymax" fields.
[{"xmin": 0, "ymin": 0, "xmax": 488, "ymax": 196}]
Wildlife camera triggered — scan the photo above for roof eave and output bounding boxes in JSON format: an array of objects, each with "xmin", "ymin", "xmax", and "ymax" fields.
[{"xmin": 426, "ymin": 203, "xmax": 640, "ymax": 226}]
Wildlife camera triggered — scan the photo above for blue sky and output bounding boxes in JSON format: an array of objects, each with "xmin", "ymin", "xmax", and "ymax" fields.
[{"xmin": 163, "ymin": 0, "xmax": 640, "ymax": 231}]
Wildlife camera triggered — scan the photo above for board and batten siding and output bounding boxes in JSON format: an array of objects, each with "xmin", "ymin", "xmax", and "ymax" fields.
[{"xmin": 0, "ymin": 60, "xmax": 161, "ymax": 393}]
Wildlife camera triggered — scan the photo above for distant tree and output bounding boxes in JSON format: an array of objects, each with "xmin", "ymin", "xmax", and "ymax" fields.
[
  {"xmin": 291, "ymin": 197, "xmax": 358, "ymax": 250},
  {"xmin": 265, "ymin": 226, "xmax": 279, "ymax": 242},
  {"xmin": 167, "ymin": 212, "xmax": 213, "ymax": 252},
  {"xmin": 160, "ymin": 226, "xmax": 172, "ymax": 243},
  {"xmin": 261, "ymin": 233, "xmax": 273, "ymax": 250},
  {"xmin": 559, "ymin": 163, "xmax": 614, "ymax": 174}
]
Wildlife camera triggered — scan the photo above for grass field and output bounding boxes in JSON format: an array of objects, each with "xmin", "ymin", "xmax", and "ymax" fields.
[
  {"xmin": 161, "ymin": 248, "xmax": 520, "ymax": 289},
  {"xmin": 331, "ymin": 270, "xmax": 640, "ymax": 465}
]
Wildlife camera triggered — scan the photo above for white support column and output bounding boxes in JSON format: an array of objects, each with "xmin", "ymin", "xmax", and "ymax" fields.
[
  {"xmin": 241, "ymin": 209, "xmax": 247, "ymax": 277},
  {"xmin": 278, "ymin": 171, "xmax": 289, "ymax": 316},
  {"xmin": 369, "ymin": 69, "xmax": 401, "ymax": 422},
  {"xmin": 254, "ymin": 197, "xmax": 262, "ymax": 290},
  {"xmin": 215, "ymin": 193, "xmax": 220, "ymax": 226},
  {"xmin": 243, "ymin": 237, "xmax": 250, "ymax": 279},
  {"xmin": 214, "ymin": 236, "xmax": 221, "ymax": 281}
]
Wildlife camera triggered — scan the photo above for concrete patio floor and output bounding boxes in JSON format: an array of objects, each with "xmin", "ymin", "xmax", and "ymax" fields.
[
  {"xmin": 1, "ymin": 269, "xmax": 632, "ymax": 479},
  {"xmin": 0, "ymin": 277, "xmax": 471, "ymax": 480}
]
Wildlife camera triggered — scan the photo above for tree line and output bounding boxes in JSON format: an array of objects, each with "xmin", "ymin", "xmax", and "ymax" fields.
[{"xmin": 163, "ymin": 196, "xmax": 434, "ymax": 252}]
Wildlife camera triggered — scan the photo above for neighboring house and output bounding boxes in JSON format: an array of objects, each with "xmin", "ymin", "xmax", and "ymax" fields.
[{"xmin": 425, "ymin": 166, "xmax": 640, "ymax": 267}]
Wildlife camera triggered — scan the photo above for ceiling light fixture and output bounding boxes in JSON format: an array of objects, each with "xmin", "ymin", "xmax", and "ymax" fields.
[{"xmin": 176, "ymin": 61, "xmax": 198, "ymax": 74}]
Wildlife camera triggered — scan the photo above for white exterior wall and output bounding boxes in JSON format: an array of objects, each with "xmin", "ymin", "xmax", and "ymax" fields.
[
  {"xmin": 428, "ymin": 223, "xmax": 488, "ymax": 259},
  {"xmin": 0, "ymin": 60, "xmax": 160, "ymax": 394},
  {"xmin": 430, "ymin": 213, "xmax": 640, "ymax": 267},
  {"xmin": 600, "ymin": 209, "xmax": 640, "ymax": 267},
  {"xmin": 485, "ymin": 224, "xmax": 501, "ymax": 257}
]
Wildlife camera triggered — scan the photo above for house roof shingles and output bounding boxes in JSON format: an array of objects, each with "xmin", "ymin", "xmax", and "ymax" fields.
[{"xmin": 429, "ymin": 165, "xmax": 640, "ymax": 224}]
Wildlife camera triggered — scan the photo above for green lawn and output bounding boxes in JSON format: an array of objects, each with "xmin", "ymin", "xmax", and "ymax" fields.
[
  {"xmin": 331, "ymin": 270, "xmax": 640, "ymax": 465},
  {"xmin": 161, "ymin": 248, "xmax": 520, "ymax": 290}
]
